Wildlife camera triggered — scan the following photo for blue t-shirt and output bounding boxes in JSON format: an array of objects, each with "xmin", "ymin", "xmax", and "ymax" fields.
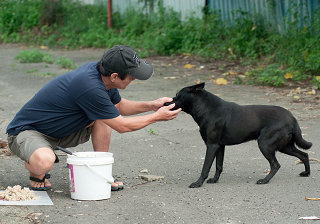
[{"xmin": 6, "ymin": 62, "xmax": 121, "ymax": 139}]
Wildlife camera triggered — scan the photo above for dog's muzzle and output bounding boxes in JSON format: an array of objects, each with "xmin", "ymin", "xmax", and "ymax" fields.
[{"xmin": 164, "ymin": 101, "xmax": 174, "ymax": 106}]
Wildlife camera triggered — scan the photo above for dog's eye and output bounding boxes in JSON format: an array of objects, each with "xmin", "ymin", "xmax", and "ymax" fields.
[{"xmin": 176, "ymin": 93, "xmax": 179, "ymax": 97}]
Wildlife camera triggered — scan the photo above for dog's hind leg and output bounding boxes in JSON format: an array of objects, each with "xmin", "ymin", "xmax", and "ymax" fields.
[
  {"xmin": 256, "ymin": 150, "xmax": 281, "ymax": 184},
  {"xmin": 207, "ymin": 146, "xmax": 225, "ymax": 184},
  {"xmin": 256, "ymin": 139, "xmax": 281, "ymax": 184},
  {"xmin": 280, "ymin": 145, "xmax": 310, "ymax": 177},
  {"xmin": 189, "ymin": 143, "xmax": 219, "ymax": 188}
]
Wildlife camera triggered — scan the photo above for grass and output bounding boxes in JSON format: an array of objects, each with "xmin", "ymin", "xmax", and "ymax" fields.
[
  {"xmin": 25, "ymin": 69, "xmax": 38, "ymax": 73},
  {"xmin": 14, "ymin": 50, "xmax": 76, "ymax": 71},
  {"xmin": 149, "ymin": 128, "xmax": 157, "ymax": 135},
  {"xmin": 55, "ymin": 56, "xmax": 76, "ymax": 70},
  {"xmin": 14, "ymin": 49, "xmax": 54, "ymax": 64}
]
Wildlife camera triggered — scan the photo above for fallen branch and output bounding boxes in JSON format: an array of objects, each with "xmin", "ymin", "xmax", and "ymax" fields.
[
  {"xmin": 305, "ymin": 197, "xmax": 320, "ymax": 201},
  {"xmin": 295, "ymin": 158, "xmax": 320, "ymax": 165},
  {"xmin": 295, "ymin": 151, "xmax": 320, "ymax": 165}
]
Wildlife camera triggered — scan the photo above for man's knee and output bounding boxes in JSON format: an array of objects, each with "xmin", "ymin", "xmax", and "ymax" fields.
[{"xmin": 29, "ymin": 147, "xmax": 56, "ymax": 170}]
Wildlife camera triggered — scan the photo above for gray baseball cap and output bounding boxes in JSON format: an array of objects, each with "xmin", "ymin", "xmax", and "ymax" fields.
[{"xmin": 100, "ymin": 45, "xmax": 154, "ymax": 80}]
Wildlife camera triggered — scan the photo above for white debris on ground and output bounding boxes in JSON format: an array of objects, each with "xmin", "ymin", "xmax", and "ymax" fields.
[
  {"xmin": 139, "ymin": 175, "xmax": 164, "ymax": 181},
  {"xmin": 0, "ymin": 185, "xmax": 40, "ymax": 201}
]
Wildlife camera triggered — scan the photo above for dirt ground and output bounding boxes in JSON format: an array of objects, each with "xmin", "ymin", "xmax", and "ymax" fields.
[{"xmin": 0, "ymin": 44, "xmax": 319, "ymax": 224}]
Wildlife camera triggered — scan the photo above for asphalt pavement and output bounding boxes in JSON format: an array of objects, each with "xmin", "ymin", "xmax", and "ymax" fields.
[{"xmin": 0, "ymin": 45, "xmax": 319, "ymax": 224}]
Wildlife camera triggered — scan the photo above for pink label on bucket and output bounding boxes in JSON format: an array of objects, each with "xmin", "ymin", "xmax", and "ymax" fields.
[{"xmin": 68, "ymin": 164, "xmax": 75, "ymax": 193}]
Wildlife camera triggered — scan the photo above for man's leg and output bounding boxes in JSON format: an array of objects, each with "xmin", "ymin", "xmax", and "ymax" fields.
[
  {"xmin": 8, "ymin": 131, "xmax": 57, "ymax": 189},
  {"xmin": 90, "ymin": 120, "xmax": 123, "ymax": 188},
  {"xmin": 90, "ymin": 120, "xmax": 111, "ymax": 152},
  {"xmin": 26, "ymin": 147, "xmax": 56, "ymax": 188}
]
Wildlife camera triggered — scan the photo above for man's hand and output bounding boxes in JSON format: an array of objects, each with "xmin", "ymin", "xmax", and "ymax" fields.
[
  {"xmin": 151, "ymin": 97, "xmax": 173, "ymax": 111},
  {"xmin": 154, "ymin": 103, "xmax": 181, "ymax": 121}
]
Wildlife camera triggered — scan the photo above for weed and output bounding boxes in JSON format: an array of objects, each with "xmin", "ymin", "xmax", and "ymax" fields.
[
  {"xmin": 56, "ymin": 56, "xmax": 76, "ymax": 70},
  {"xmin": 149, "ymin": 128, "xmax": 157, "ymax": 135},
  {"xmin": 247, "ymin": 64, "xmax": 285, "ymax": 87},
  {"xmin": 15, "ymin": 50, "xmax": 44, "ymax": 63},
  {"xmin": 234, "ymin": 76, "xmax": 244, "ymax": 85},
  {"xmin": 41, "ymin": 72, "xmax": 55, "ymax": 76},
  {"xmin": 10, "ymin": 63, "xmax": 18, "ymax": 72},
  {"xmin": 14, "ymin": 49, "xmax": 55, "ymax": 65},
  {"xmin": 43, "ymin": 54, "xmax": 54, "ymax": 64},
  {"xmin": 310, "ymin": 76, "xmax": 320, "ymax": 89},
  {"xmin": 25, "ymin": 69, "xmax": 38, "ymax": 73},
  {"xmin": 218, "ymin": 65, "xmax": 226, "ymax": 72}
]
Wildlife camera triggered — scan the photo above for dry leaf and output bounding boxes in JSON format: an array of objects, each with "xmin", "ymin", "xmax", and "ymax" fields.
[
  {"xmin": 40, "ymin": 46, "xmax": 48, "ymax": 50},
  {"xmin": 214, "ymin": 78, "xmax": 227, "ymax": 85},
  {"xmin": 293, "ymin": 95, "xmax": 300, "ymax": 99},
  {"xmin": 168, "ymin": 63, "xmax": 172, "ymax": 66},
  {"xmin": 164, "ymin": 77, "xmax": 177, "ymax": 80},
  {"xmin": 184, "ymin": 64, "xmax": 196, "ymax": 69},
  {"xmin": 182, "ymin": 53, "xmax": 191, "ymax": 56},
  {"xmin": 292, "ymin": 87, "xmax": 301, "ymax": 94},
  {"xmin": 284, "ymin": 73, "xmax": 293, "ymax": 79},
  {"xmin": 228, "ymin": 48, "xmax": 233, "ymax": 55},
  {"xmin": 0, "ymin": 139, "xmax": 8, "ymax": 148},
  {"xmin": 228, "ymin": 70, "xmax": 237, "ymax": 75},
  {"xmin": 307, "ymin": 89, "xmax": 316, "ymax": 95},
  {"xmin": 316, "ymin": 76, "xmax": 320, "ymax": 81},
  {"xmin": 193, "ymin": 79, "xmax": 201, "ymax": 84}
]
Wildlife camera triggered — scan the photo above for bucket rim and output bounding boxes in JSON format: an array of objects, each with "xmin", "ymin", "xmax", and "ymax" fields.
[{"xmin": 69, "ymin": 151, "xmax": 114, "ymax": 157}]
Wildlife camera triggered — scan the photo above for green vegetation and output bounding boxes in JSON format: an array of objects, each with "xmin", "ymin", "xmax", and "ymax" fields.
[
  {"xmin": 55, "ymin": 56, "xmax": 76, "ymax": 70},
  {"xmin": 41, "ymin": 72, "xmax": 55, "ymax": 76},
  {"xmin": 25, "ymin": 69, "xmax": 38, "ymax": 73},
  {"xmin": 14, "ymin": 49, "xmax": 75, "ymax": 70},
  {"xmin": 1, "ymin": 0, "xmax": 320, "ymax": 87},
  {"xmin": 149, "ymin": 128, "xmax": 157, "ymax": 135},
  {"xmin": 14, "ymin": 49, "xmax": 47, "ymax": 63}
]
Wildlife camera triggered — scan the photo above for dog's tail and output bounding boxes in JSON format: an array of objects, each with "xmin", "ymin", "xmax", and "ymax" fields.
[{"xmin": 293, "ymin": 122, "xmax": 312, "ymax": 149}]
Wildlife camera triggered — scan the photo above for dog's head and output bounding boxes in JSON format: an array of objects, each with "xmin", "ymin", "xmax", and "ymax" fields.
[{"xmin": 164, "ymin": 82, "xmax": 205, "ymax": 112}]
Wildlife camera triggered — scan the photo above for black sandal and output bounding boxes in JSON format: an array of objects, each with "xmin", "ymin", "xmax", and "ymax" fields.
[{"xmin": 30, "ymin": 173, "xmax": 51, "ymax": 191}]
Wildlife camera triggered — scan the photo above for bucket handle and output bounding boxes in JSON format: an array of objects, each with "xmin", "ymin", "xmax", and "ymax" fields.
[{"xmin": 84, "ymin": 162, "xmax": 114, "ymax": 184}]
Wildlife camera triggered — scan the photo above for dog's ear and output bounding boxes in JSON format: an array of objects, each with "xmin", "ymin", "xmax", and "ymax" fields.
[{"xmin": 188, "ymin": 82, "xmax": 205, "ymax": 93}]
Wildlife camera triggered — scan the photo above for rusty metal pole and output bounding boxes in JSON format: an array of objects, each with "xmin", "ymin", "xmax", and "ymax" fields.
[{"xmin": 108, "ymin": 0, "xmax": 112, "ymax": 28}]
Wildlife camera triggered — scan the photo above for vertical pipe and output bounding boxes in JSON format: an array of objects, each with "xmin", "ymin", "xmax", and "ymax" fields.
[{"xmin": 108, "ymin": 0, "xmax": 112, "ymax": 28}]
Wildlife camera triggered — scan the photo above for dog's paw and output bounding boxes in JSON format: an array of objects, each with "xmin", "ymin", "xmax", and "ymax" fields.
[
  {"xmin": 299, "ymin": 171, "xmax": 310, "ymax": 177},
  {"xmin": 189, "ymin": 182, "xmax": 202, "ymax": 188},
  {"xmin": 207, "ymin": 178, "xmax": 218, "ymax": 184},
  {"xmin": 256, "ymin": 179, "xmax": 269, "ymax": 184}
]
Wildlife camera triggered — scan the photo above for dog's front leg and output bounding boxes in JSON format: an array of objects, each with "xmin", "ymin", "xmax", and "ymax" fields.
[
  {"xmin": 207, "ymin": 145, "xmax": 225, "ymax": 184},
  {"xmin": 189, "ymin": 143, "xmax": 219, "ymax": 188}
]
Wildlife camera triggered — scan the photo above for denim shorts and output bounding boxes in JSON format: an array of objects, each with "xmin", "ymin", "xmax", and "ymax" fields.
[{"xmin": 7, "ymin": 128, "xmax": 91, "ymax": 163}]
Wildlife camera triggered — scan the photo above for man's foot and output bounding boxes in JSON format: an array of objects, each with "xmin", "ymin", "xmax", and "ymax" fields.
[
  {"xmin": 111, "ymin": 179, "xmax": 124, "ymax": 191},
  {"xmin": 30, "ymin": 173, "xmax": 51, "ymax": 191}
]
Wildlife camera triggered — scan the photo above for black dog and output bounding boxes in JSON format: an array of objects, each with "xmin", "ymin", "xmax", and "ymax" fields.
[{"xmin": 165, "ymin": 83, "xmax": 312, "ymax": 188}]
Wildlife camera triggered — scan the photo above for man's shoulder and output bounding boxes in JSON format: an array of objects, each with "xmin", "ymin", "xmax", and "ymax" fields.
[{"xmin": 77, "ymin": 62, "xmax": 98, "ymax": 72}]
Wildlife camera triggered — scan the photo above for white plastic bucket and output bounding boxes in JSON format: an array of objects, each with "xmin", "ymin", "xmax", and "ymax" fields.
[{"xmin": 67, "ymin": 152, "xmax": 114, "ymax": 200}]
